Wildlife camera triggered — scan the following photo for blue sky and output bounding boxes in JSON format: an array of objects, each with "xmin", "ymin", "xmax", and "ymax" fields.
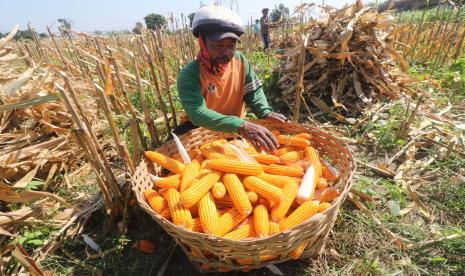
[{"xmin": 1, "ymin": 0, "xmax": 354, "ymax": 33}]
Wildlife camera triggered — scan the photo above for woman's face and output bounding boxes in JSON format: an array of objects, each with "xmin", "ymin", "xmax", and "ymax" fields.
[{"xmin": 205, "ymin": 37, "xmax": 237, "ymax": 65}]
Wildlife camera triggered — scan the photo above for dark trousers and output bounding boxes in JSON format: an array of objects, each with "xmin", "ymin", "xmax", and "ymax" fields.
[{"xmin": 262, "ymin": 33, "xmax": 270, "ymax": 49}]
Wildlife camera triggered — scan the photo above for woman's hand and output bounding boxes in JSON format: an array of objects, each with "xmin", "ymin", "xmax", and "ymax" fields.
[{"xmin": 238, "ymin": 121, "xmax": 279, "ymax": 153}]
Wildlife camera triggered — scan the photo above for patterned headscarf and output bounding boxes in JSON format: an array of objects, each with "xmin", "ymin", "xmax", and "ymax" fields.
[{"xmin": 196, "ymin": 36, "xmax": 229, "ymax": 76}]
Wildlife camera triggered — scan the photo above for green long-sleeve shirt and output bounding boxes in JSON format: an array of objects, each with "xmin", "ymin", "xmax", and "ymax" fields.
[{"xmin": 177, "ymin": 51, "xmax": 273, "ymax": 133}]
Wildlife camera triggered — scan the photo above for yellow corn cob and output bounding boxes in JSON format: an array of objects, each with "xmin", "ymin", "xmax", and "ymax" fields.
[
  {"xmin": 253, "ymin": 205, "xmax": 270, "ymax": 237},
  {"xmin": 279, "ymin": 150, "xmax": 303, "ymax": 165},
  {"xmin": 269, "ymin": 222, "xmax": 280, "ymax": 235},
  {"xmin": 252, "ymin": 154, "xmax": 280, "ymax": 165},
  {"xmin": 277, "ymin": 135, "xmax": 311, "ymax": 149},
  {"xmin": 304, "ymin": 146, "xmax": 322, "ymax": 177},
  {"xmin": 211, "ymin": 140, "xmax": 229, "ymax": 154},
  {"xmin": 246, "ymin": 191, "xmax": 258, "ymax": 204},
  {"xmin": 180, "ymin": 156, "xmax": 202, "ymax": 192},
  {"xmin": 207, "ymin": 152, "xmax": 238, "ymax": 160},
  {"xmin": 212, "ymin": 181, "xmax": 226, "ymax": 199},
  {"xmin": 180, "ymin": 171, "xmax": 221, "ymax": 208},
  {"xmin": 223, "ymin": 220, "xmax": 255, "ymax": 240},
  {"xmin": 237, "ymin": 221, "xmax": 279, "ymax": 263},
  {"xmin": 294, "ymin": 133, "xmax": 312, "ymax": 140},
  {"xmin": 145, "ymin": 151, "xmax": 185, "ymax": 174},
  {"xmin": 154, "ymin": 174, "xmax": 181, "ymax": 189},
  {"xmin": 243, "ymin": 176, "xmax": 283, "ymax": 204},
  {"xmin": 289, "ymin": 241, "xmax": 309, "ymax": 259},
  {"xmin": 166, "ymin": 188, "xmax": 193, "ymax": 229},
  {"xmin": 191, "ymin": 217, "xmax": 203, "ymax": 232},
  {"xmin": 198, "ymin": 192, "xmax": 218, "ymax": 234},
  {"xmin": 271, "ymin": 182, "xmax": 299, "ymax": 222},
  {"xmin": 215, "ymin": 207, "xmax": 248, "ymax": 236},
  {"xmin": 275, "ymin": 146, "xmax": 299, "ymax": 156},
  {"xmin": 264, "ymin": 164, "xmax": 304, "ymax": 178},
  {"xmin": 279, "ymin": 200, "xmax": 319, "ymax": 231},
  {"xmin": 206, "ymin": 159, "xmax": 263, "ymax": 176},
  {"xmin": 317, "ymin": 178, "xmax": 328, "ymax": 189},
  {"xmin": 199, "ymin": 142, "xmax": 211, "ymax": 149},
  {"xmin": 222, "ymin": 174, "xmax": 253, "ymax": 215},
  {"xmin": 200, "ymin": 145, "xmax": 215, "ymax": 158},
  {"xmin": 143, "ymin": 189, "xmax": 168, "ymax": 213},
  {"xmin": 257, "ymin": 173, "xmax": 300, "ymax": 189},
  {"xmin": 313, "ymin": 187, "xmax": 339, "ymax": 202},
  {"xmin": 318, "ymin": 202, "xmax": 331, "ymax": 212}
]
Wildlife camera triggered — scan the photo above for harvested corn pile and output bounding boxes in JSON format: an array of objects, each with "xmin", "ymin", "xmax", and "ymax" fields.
[
  {"xmin": 277, "ymin": 1, "xmax": 414, "ymax": 119},
  {"xmin": 143, "ymin": 130, "xmax": 340, "ymax": 263}
]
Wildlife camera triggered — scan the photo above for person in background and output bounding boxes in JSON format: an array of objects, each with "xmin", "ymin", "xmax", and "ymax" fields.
[
  {"xmin": 260, "ymin": 8, "xmax": 271, "ymax": 50},
  {"xmin": 175, "ymin": 6, "xmax": 287, "ymax": 152},
  {"xmin": 254, "ymin": 19, "xmax": 261, "ymax": 40}
]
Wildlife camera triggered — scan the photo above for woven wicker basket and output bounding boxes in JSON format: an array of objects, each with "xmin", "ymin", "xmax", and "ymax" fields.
[{"xmin": 131, "ymin": 119, "xmax": 355, "ymax": 271}]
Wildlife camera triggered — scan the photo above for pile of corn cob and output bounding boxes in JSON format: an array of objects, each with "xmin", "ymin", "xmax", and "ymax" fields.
[{"xmin": 143, "ymin": 130, "xmax": 339, "ymax": 266}]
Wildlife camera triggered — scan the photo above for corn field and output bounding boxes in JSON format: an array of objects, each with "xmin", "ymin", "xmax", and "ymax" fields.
[
  {"xmin": 1, "ymin": 1, "xmax": 465, "ymax": 274},
  {"xmin": 394, "ymin": 4, "xmax": 465, "ymax": 70}
]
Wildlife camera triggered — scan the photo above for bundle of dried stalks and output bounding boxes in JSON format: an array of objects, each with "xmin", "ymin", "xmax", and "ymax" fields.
[{"xmin": 277, "ymin": 1, "xmax": 415, "ymax": 121}]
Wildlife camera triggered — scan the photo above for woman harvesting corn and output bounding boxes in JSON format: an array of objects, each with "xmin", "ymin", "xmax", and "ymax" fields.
[{"xmin": 176, "ymin": 6, "xmax": 287, "ymax": 153}]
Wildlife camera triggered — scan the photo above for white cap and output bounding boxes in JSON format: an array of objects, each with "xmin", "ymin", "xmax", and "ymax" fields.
[{"xmin": 192, "ymin": 5, "xmax": 245, "ymax": 38}]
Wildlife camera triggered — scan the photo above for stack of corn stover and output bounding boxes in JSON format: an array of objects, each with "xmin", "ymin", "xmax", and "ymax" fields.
[{"xmin": 143, "ymin": 130, "xmax": 339, "ymax": 263}]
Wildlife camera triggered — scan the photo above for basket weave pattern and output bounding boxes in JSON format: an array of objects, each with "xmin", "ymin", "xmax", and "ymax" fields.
[{"xmin": 131, "ymin": 119, "xmax": 355, "ymax": 271}]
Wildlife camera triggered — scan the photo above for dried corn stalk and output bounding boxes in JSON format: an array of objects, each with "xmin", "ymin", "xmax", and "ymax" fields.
[{"xmin": 277, "ymin": 1, "xmax": 414, "ymax": 120}]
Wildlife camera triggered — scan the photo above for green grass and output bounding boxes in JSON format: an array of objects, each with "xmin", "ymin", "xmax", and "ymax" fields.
[
  {"xmin": 245, "ymin": 50, "xmax": 279, "ymax": 95},
  {"xmin": 40, "ymin": 235, "xmax": 134, "ymax": 275},
  {"xmin": 353, "ymin": 101, "xmax": 409, "ymax": 151},
  {"xmin": 325, "ymin": 178, "xmax": 464, "ymax": 275}
]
